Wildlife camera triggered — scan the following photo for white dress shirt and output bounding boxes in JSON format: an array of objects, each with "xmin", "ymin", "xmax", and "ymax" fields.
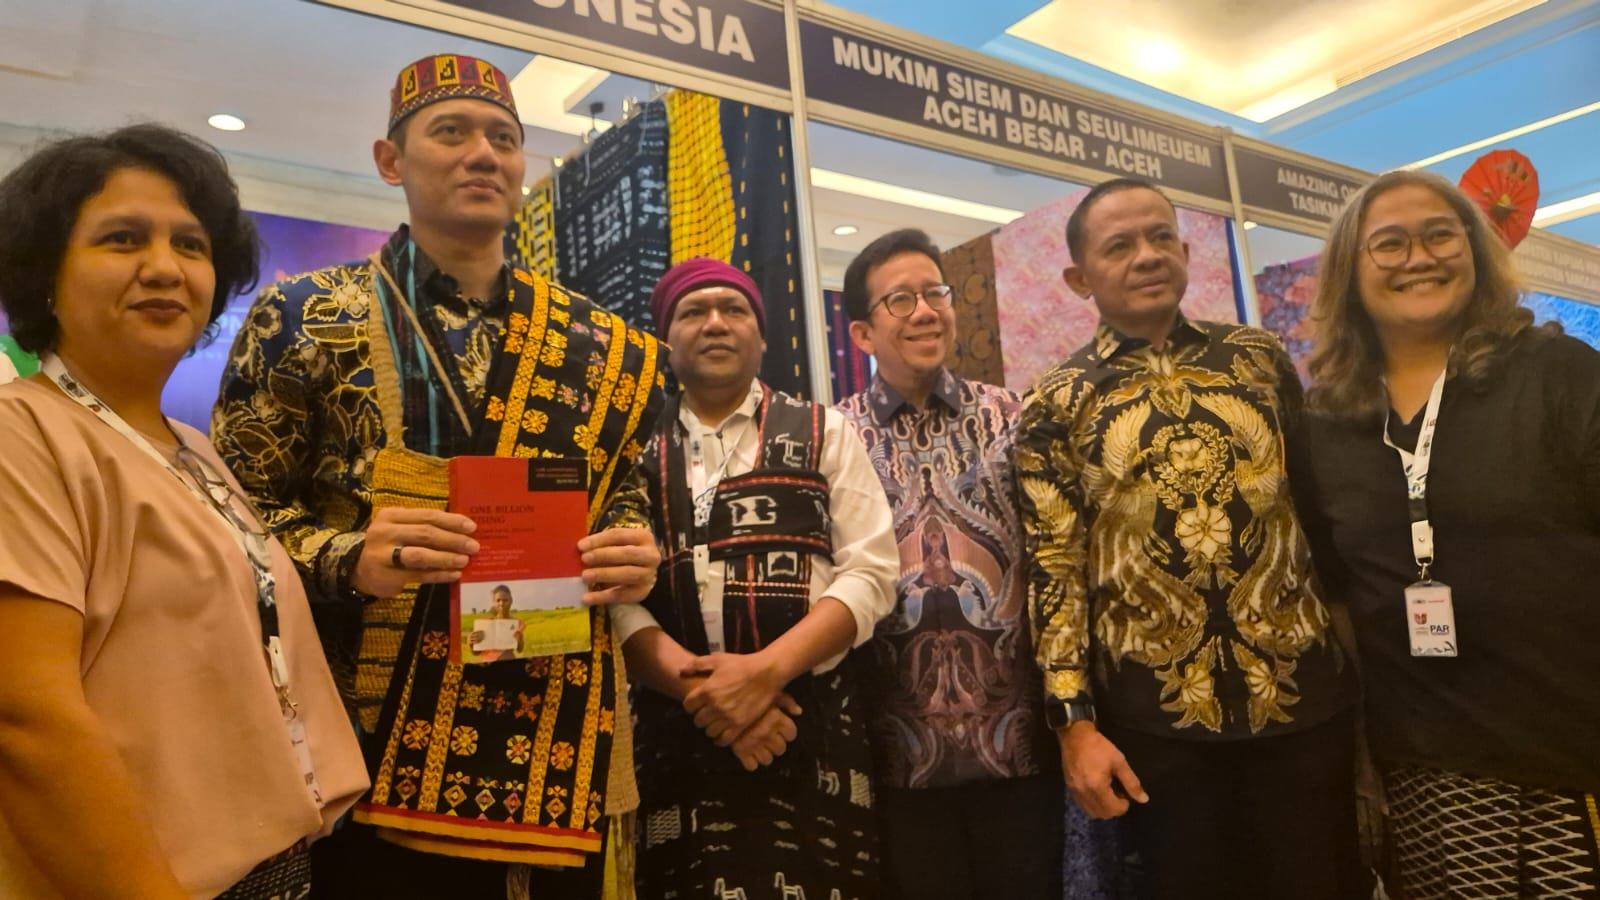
[
  {"xmin": 612, "ymin": 380, "xmax": 898, "ymax": 672},
  {"xmin": 0, "ymin": 353, "xmax": 18, "ymax": 385}
]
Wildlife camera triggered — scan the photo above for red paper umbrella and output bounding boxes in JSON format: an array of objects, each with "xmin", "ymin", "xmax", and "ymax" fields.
[{"xmin": 1458, "ymin": 149, "xmax": 1539, "ymax": 248}]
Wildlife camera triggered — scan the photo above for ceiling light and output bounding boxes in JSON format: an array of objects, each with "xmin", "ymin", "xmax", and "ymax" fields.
[
  {"xmin": 207, "ymin": 114, "xmax": 246, "ymax": 132},
  {"xmin": 521, "ymin": 185, "xmax": 532, "ymax": 196},
  {"xmin": 1236, "ymin": 75, "xmax": 1339, "ymax": 123},
  {"xmin": 1405, "ymin": 100, "xmax": 1600, "ymax": 169},
  {"xmin": 553, "ymin": 157, "xmax": 564, "ymax": 168},
  {"xmin": 1532, "ymin": 190, "xmax": 1600, "ymax": 228},
  {"xmin": 1243, "ymin": 221, "xmax": 1258, "ymax": 230},
  {"xmin": 832, "ymin": 224, "xmax": 859, "ymax": 236},
  {"xmin": 1134, "ymin": 38, "xmax": 1183, "ymax": 75},
  {"xmin": 811, "ymin": 169, "xmax": 1023, "ymax": 226}
]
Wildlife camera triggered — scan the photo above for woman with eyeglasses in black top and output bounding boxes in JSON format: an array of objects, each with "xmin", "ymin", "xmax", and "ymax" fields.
[{"xmin": 1290, "ymin": 169, "xmax": 1600, "ymax": 897}]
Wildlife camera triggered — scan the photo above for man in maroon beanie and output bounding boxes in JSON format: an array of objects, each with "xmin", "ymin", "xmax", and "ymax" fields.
[{"xmin": 614, "ymin": 257, "xmax": 898, "ymax": 898}]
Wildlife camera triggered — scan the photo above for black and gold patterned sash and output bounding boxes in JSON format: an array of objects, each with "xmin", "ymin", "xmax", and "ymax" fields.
[{"xmin": 352, "ymin": 263, "xmax": 665, "ymax": 865}]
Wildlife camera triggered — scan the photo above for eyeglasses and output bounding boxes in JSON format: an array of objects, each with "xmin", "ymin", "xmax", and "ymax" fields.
[
  {"xmin": 871, "ymin": 284, "xmax": 955, "ymax": 319},
  {"xmin": 1364, "ymin": 224, "xmax": 1468, "ymax": 271}
]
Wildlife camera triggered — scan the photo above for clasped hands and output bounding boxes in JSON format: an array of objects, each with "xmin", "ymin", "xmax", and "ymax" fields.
[{"xmin": 680, "ymin": 651, "xmax": 803, "ymax": 772}]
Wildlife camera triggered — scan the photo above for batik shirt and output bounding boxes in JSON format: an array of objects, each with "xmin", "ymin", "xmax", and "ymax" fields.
[
  {"xmin": 1016, "ymin": 317, "xmax": 1350, "ymax": 739},
  {"xmin": 839, "ymin": 370, "xmax": 1049, "ymax": 788},
  {"xmin": 409, "ymin": 245, "xmax": 507, "ymax": 405}
]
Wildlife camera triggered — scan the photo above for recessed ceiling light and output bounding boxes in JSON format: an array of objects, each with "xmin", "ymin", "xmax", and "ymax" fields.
[
  {"xmin": 207, "ymin": 114, "xmax": 246, "ymax": 132},
  {"xmin": 832, "ymin": 224, "xmax": 859, "ymax": 236},
  {"xmin": 1134, "ymin": 38, "xmax": 1183, "ymax": 75},
  {"xmin": 521, "ymin": 185, "xmax": 532, "ymax": 196},
  {"xmin": 553, "ymin": 157, "xmax": 564, "ymax": 169}
]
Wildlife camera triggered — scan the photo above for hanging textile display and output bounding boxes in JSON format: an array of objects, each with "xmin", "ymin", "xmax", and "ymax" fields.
[
  {"xmin": 823, "ymin": 288, "xmax": 871, "ymax": 399},
  {"xmin": 666, "ymin": 91, "xmax": 810, "ymax": 398},
  {"xmin": 552, "ymin": 99, "xmax": 671, "ymax": 329},
  {"xmin": 1254, "ymin": 255, "xmax": 1320, "ymax": 379},
  {"xmin": 940, "ymin": 231, "xmax": 1005, "ymax": 387},
  {"xmin": 506, "ymin": 90, "xmax": 810, "ymax": 397},
  {"xmin": 991, "ymin": 188, "xmax": 1240, "ymax": 391},
  {"xmin": 508, "ymin": 173, "xmax": 558, "ymax": 282},
  {"xmin": 665, "ymin": 90, "xmax": 736, "ymax": 264}
]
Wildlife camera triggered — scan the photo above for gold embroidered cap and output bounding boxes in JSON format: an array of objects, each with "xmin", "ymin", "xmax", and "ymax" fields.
[{"xmin": 388, "ymin": 54, "xmax": 519, "ymax": 134}]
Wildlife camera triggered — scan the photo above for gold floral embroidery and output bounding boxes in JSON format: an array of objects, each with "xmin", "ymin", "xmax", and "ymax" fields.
[
  {"xmin": 545, "ymin": 785, "xmax": 568, "ymax": 820},
  {"xmin": 566, "ymin": 659, "xmax": 589, "ymax": 686},
  {"xmin": 506, "ymin": 734, "xmax": 533, "ymax": 765},
  {"xmin": 450, "ymin": 725, "xmax": 479, "ymax": 756},
  {"xmin": 402, "ymin": 719, "xmax": 432, "ymax": 750},
  {"xmin": 522, "ymin": 409, "xmax": 549, "ymax": 434},
  {"xmin": 459, "ymin": 682, "xmax": 485, "ymax": 710},
  {"xmin": 515, "ymin": 692, "xmax": 541, "ymax": 722},
  {"xmin": 421, "ymin": 631, "xmax": 450, "ymax": 660},
  {"xmin": 573, "ymin": 424, "xmax": 595, "ymax": 451},
  {"xmin": 550, "ymin": 741, "xmax": 576, "ymax": 771},
  {"xmin": 531, "ymin": 376, "xmax": 557, "ymax": 400}
]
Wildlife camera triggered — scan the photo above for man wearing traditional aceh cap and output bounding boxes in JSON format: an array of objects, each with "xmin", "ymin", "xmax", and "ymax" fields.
[
  {"xmin": 214, "ymin": 54, "xmax": 668, "ymax": 898},
  {"xmin": 612, "ymin": 258, "xmax": 898, "ymax": 898}
]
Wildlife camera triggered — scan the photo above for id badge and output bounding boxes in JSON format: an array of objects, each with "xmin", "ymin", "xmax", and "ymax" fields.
[
  {"xmin": 702, "ymin": 605, "xmax": 725, "ymax": 654},
  {"xmin": 1404, "ymin": 581, "xmax": 1458, "ymax": 658},
  {"xmin": 285, "ymin": 713, "xmax": 325, "ymax": 804}
]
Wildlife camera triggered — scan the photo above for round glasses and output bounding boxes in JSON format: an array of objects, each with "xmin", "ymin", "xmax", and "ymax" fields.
[
  {"xmin": 871, "ymin": 283, "xmax": 955, "ymax": 318},
  {"xmin": 1365, "ymin": 224, "xmax": 1468, "ymax": 271}
]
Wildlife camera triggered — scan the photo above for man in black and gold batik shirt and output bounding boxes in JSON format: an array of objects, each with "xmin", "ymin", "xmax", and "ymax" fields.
[
  {"xmin": 213, "ymin": 55, "xmax": 666, "ymax": 900},
  {"xmin": 1015, "ymin": 179, "xmax": 1360, "ymax": 900}
]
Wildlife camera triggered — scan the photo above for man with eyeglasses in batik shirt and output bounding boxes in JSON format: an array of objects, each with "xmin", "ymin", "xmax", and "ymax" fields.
[
  {"xmin": 836, "ymin": 229, "xmax": 1070, "ymax": 899},
  {"xmin": 1015, "ymin": 178, "xmax": 1361, "ymax": 899}
]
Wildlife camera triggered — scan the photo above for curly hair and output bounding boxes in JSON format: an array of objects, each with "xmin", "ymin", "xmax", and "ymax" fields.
[
  {"xmin": 1305, "ymin": 169, "xmax": 1551, "ymax": 422},
  {"xmin": 0, "ymin": 123, "xmax": 259, "ymax": 353}
]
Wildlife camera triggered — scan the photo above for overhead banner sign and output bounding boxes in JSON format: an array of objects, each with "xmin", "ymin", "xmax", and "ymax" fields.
[
  {"xmin": 324, "ymin": 0, "xmax": 791, "ymax": 95},
  {"xmin": 1516, "ymin": 231, "xmax": 1600, "ymax": 304},
  {"xmin": 1233, "ymin": 144, "xmax": 1367, "ymax": 228},
  {"xmin": 798, "ymin": 17, "xmax": 1232, "ymax": 204}
]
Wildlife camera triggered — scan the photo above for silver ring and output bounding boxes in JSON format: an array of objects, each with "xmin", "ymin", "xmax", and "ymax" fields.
[{"xmin": 392, "ymin": 545, "xmax": 406, "ymax": 568}]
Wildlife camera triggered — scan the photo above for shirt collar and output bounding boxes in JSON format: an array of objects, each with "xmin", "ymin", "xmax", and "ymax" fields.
[
  {"xmin": 391, "ymin": 225, "xmax": 511, "ymax": 318},
  {"xmin": 1091, "ymin": 312, "xmax": 1206, "ymax": 362},
  {"xmin": 679, "ymin": 379, "xmax": 763, "ymax": 433},
  {"xmin": 868, "ymin": 369, "xmax": 961, "ymax": 423}
]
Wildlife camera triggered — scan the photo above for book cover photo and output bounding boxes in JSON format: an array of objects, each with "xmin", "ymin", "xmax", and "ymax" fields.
[{"xmin": 449, "ymin": 456, "xmax": 592, "ymax": 664}]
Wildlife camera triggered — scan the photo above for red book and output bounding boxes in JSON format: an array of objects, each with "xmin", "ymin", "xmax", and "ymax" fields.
[{"xmin": 448, "ymin": 456, "xmax": 591, "ymax": 664}]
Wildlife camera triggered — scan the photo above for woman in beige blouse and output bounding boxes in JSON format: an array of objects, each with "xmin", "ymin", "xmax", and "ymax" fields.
[{"xmin": 0, "ymin": 124, "xmax": 367, "ymax": 898}]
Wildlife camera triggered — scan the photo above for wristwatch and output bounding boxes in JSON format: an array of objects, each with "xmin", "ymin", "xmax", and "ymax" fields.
[{"xmin": 1044, "ymin": 700, "xmax": 1096, "ymax": 730}]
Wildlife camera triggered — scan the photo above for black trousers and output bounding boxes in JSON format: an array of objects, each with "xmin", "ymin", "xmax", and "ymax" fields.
[
  {"xmin": 309, "ymin": 820, "xmax": 605, "ymax": 900},
  {"xmin": 879, "ymin": 774, "xmax": 1065, "ymax": 900},
  {"xmin": 1104, "ymin": 712, "xmax": 1365, "ymax": 900}
]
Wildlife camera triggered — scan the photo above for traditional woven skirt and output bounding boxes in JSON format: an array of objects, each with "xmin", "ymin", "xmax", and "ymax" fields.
[
  {"xmin": 634, "ymin": 664, "xmax": 879, "ymax": 900},
  {"xmin": 214, "ymin": 842, "xmax": 311, "ymax": 900},
  {"xmin": 1383, "ymin": 764, "xmax": 1600, "ymax": 899}
]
